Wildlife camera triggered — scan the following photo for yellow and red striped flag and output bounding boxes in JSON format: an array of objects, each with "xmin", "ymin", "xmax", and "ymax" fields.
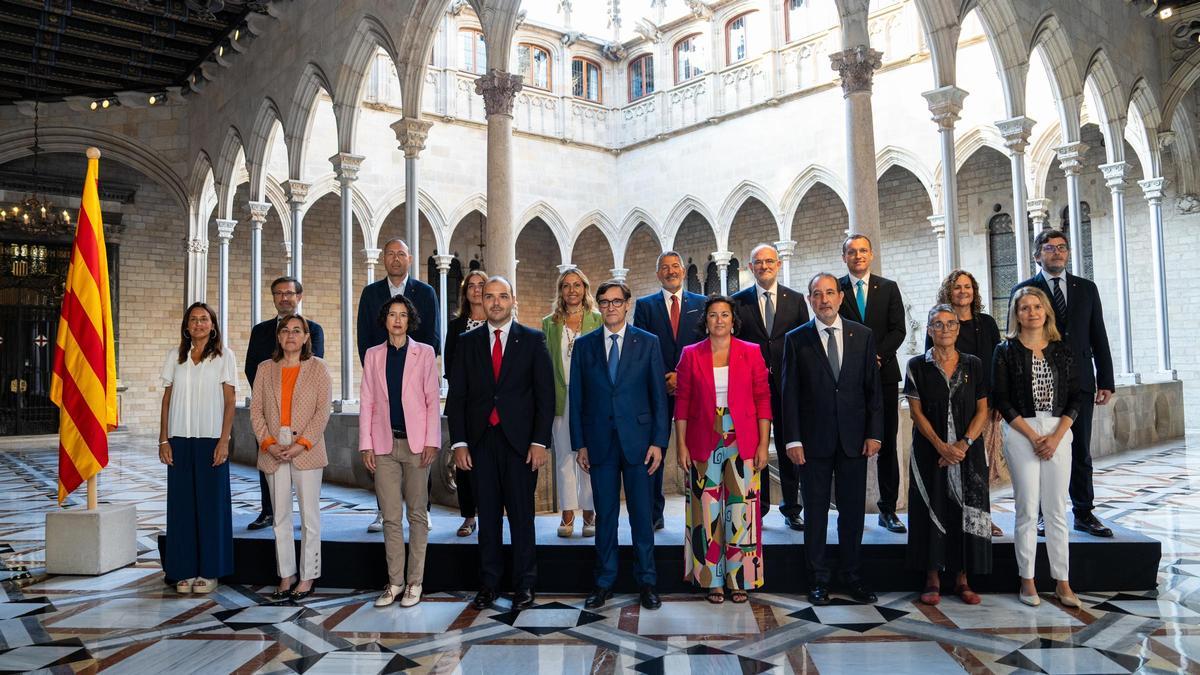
[{"xmin": 50, "ymin": 147, "xmax": 118, "ymax": 504}]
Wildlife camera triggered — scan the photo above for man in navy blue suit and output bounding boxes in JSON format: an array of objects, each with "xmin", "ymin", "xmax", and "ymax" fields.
[
  {"xmin": 244, "ymin": 276, "xmax": 324, "ymax": 531},
  {"xmin": 782, "ymin": 272, "xmax": 882, "ymax": 607},
  {"xmin": 632, "ymin": 251, "xmax": 705, "ymax": 529},
  {"xmin": 570, "ymin": 280, "xmax": 669, "ymax": 610}
]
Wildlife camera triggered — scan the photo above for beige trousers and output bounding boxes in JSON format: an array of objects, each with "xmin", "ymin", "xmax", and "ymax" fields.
[{"xmin": 375, "ymin": 438, "xmax": 431, "ymax": 586}]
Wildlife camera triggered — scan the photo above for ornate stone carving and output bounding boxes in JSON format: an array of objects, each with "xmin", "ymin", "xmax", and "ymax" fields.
[
  {"xmin": 390, "ymin": 118, "xmax": 434, "ymax": 159},
  {"xmin": 1139, "ymin": 177, "xmax": 1167, "ymax": 202},
  {"xmin": 1177, "ymin": 193, "xmax": 1200, "ymax": 214},
  {"xmin": 602, "ymin": 42, "xmax": 626, "ymax": 61},
  {"xmin": 329, "ymin": 152, "xmax": 365, "ymax": 181},
  {"xmin": 284, "ymin": 179, "xmax": 310, "ymax": 207},
  {"xmin": 829, "ymin": 46, "xmax": 882, "ymax": 97},
  {"xmin": 996, "ymin": 116, "xmax": 1037, "ymax": 153},
  {"xmin": 248, "ymin": 200, "xmax": 271, "ymax": 226},
  {"xmin": 187, "ymin": 237, "xmax": 209, "ymax": 254},
  {"xmin": 773, "ymin": 240, "xmax": 796, "ymax": 261},
  {"xmin": 363, "ymin": 247, "xmax": 382, "ymax": 266},
  {"xmin": 1027, "ymin": 198, "xmax": 1052, "ymax": 229},
  {"xmin": 610, "ymin": 267, "xmax": 629, "ymax": 281},
  {"xmin": 1100, "ymin": 161, "xmax": 1129, "ymax": 191},
  {"xmin": 684, "ymin": 0, "xmax": 713, "ymax": 20},
  {"xmin": 633, "ymin": 18, "xmax": 661, "ymax": 44},
  {"xmin": 475, "ymin": 69, "xmax": 524, "ymax": 117},
  {"xmin": 1054, "ymin": 142, "xmax": 1088, "ymax": 177},
  {"xmin": 927, "ymin": 214, "xmax": 946, "ymax": 237},
  {"xmin": 434, "ymin": 254, "xmax": 456, "ymax": 272},
  {"xmin": 560, "ymin": 31, "xmax": 582, "ymax": 46},
  {"xmin": 448, "ymin": 0, "xmax": 468, "ymax": 16},
  {"xmin": 215, "ymin": 218, "xmax": 237, "ymax": 241},
  {"xmin": 1158, "ymin": 130, "xmax": 1177, "ymax": 149}
]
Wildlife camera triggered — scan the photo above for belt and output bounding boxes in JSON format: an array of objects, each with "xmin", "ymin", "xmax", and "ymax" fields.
[{"xmin": 391, "ymin": 429, "xmax": 407, "ymax": 439}]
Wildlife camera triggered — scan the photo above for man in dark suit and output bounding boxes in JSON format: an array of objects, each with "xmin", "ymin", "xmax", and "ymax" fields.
[
  {"xmin": 244, "ymin": 276, "xmax": 325, "ymax": 531},
  {"xmin": 447, "ymin": 276, "xmax": 555, "ymax": 611},
  {"xmin": 356, "ymin": 238, "xmax": 441, "ymax": 532},
  {"xmin": 782, "ymin": 272, "xmax": 882, "ymax": 606},
  {"xmin": 731, "ymin": 243, "xmax": 810, "ymax": 529},
  {"xmin": 570, "ymin": 280, "xmax": 669, "ymax": 611},
  {"xmin": 837, "ymin": 234, "xmax": 907, "ymax": 534},
  {"xmin": 1010, "ymin": 228, "xmax": 1115, "ymax": 538},
  {"xmin": 632, "ymin": 251, "xmax": 705, "ymax": 530}
]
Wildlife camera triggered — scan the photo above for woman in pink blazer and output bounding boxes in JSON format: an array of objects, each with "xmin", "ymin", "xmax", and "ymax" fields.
[
  {"xmin": 674, "ymin": 295, "xmax": 772, "ymax": 604},
  {"xmin": 358, "ymin": 294, "xmax": 442, "ymax": 609}
]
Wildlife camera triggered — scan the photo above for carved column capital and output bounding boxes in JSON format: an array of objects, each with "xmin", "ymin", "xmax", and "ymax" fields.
[
  {"xmin": 1100, "ymin": 161, "xmax": 1129, "ymax": 192},
  {"xmin": 1157, "ymin": 130, "xmax": 1176, "ymax": 150},
  {"xmin": 996, "ymin": 116, "xmax": 1037, "ymax": 153},
  {"xmin": 474, "ymin": 70, "xmax": 525, "ymax": 117},
  {"xmin": 284, "ymin": 180, "xmax": 310, "ymax": 207},
  {"xmin": 1139, "ymin": 177, "xmax": 1167, "ymax": 202},
  {"xmin": 1054, "ymin": 142, "xmax": 1088, "ymax": 177},
  {"xmin": 922, "ymin": 86, "xmax": 969, "ymax": 131},
  {"xmin": 927, "ymin": 214, "xmax": 946, "ymax": 238},
  {"xmin": 712, "ymin": 250, "xmax": 733, "ymax": 268},
  {"xmin": 390, "ymin": 118, "xmax": 435, "ymax": 160},
  {"xmin": 215, "ymin": 218, "xmax": 237, "ymax": 242},
  {"xmin": 248, "ymin": 200, "xmax": 271, "ymax": 226},
  {"xmin": 609, "ymin": 267, "xmax": 629, "ymax": 282},
  {"xmin": 330, "ymin": 152, "xmax": 365, "ymax": 182},
  {"xmin": 830, "ymin": 46, "xmax": 882, "ymax": 97},
  {"xmin": 773, "ymin": 239, "xmax": 797, "ymax": 260},
  {"xmin": 188, "ymin": 237, "xmax": 209, "ymax": 254},
  {"xmin": 557, "ymin": 263, "xmax": 577, "ymax": 275},
  {"xmin": 363, "ymin": 247, "xmax": 382, "ymax": 266},
  {"xmin": 1027, "ymin": 197, "xmax": 1052, "ymax": 228},
  {"xmin": 434, "ymin": 254, "xmax": 455, "ymax": 272}
]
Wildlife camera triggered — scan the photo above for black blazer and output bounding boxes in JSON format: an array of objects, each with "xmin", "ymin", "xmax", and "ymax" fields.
[
  {"xmin": 356, "ymin": 277, "xmax": 441, "ymax": 363},
  {"xmin": 838, "ymin": 273, "xmax": 906, "ymax": 384},
  {"xmin": 730, "ymin": 283, "xmax": 809, "ymax": 386},
  {"xmin": 781, "ymin": 319, "xmax": 883, "ymax": 458},
  {"xmin": 1010, "ymin": 272, "xmax": 1114, "ymax": 393},
  {"xmin": 632, "ymin": 289, "xmax": 706, "ymax": 372},
  {"xmin": 244, "ymin": 317, "xmax": 325, "ymax": 387},
  {"xmin": 446, "ymin": 321, "xmax": 555, "ymax": 453},
  {"xmin": 991, "ymin": 338, "xmax": 1085, "ymax": 424},
  {"xmin": 443, "ymin": 313, "xmax": 477, "ymax": 376}
]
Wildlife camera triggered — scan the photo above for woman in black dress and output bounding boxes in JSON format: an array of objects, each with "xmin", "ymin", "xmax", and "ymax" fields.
[
  {"xmin": 445, "ymin": 269, "xmax": 488, "ymax": 537},
  {"xmin": 906, "ymin": 304, "xmax": 992, "ymax": 606}
]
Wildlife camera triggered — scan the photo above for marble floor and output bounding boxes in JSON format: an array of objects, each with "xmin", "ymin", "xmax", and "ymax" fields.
[{"xmin": 1, "ymin": 434, "xmax": 1199, "ymax": 674}]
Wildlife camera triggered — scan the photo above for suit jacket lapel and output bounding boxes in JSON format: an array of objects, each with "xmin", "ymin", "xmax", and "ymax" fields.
[
  {"xmin": 747, "ymin": 289, "xmax": 768, "ymax": 338},
  {"xmin": 772, "ymin": 289, "xmax": 794, "ymax": 339},
  {"xmin": 615, "ymin": 330, "xmax": 636, "ymax": 384},
  {"xmin": 808, "ymin": 324, "xmax": 836, "ymax": 382},
  {"xmin": 498, "ymin": 324, "xmax": 520, "ymax": 385},
  {"xmin": 653, "ymin": 296, "xmax": 677, "ymax": 350},
  {"xmin": 839, "ymin": 277, "xmax": 862, "ymax": 323}
]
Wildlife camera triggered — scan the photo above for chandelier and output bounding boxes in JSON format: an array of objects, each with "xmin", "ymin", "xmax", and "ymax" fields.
[{"xmin": 0, "ymin": 101, "xmax": 73, "ymax": 237}]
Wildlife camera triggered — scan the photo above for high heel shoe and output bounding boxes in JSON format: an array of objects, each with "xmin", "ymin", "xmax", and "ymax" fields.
[
  {"xmin": 1054, "ymin": 590, "xmax": 1082, "ymax": 608},
  {"xmin": 1019, "ymin": 592, "xmax": 1041, "ymax": 607},
  {"xmin": 290, "ymin": 583, "xmax": 315, "ymax": 601}
]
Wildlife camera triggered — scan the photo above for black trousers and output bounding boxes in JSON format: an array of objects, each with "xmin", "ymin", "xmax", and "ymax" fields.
[
  {"xmin": 875, "ymin": 382, "xmax": 901, "ymax": 513},
  {"xmin": 1069, "ymin": 395, "xmax": 1096, "ymax": 516},
  {"xmin": 800, "ymin": 450, "xmax": 867, "ymax": 585},
  {"xmin": 470, "ymin": 427, "xmax": 538, "ymax": 591},
  {"xmin": 771, "ymin": 383, "xmax": 803, "ymax": 517},
  {"xmin": 456, "ymin": 467, "xmax": 476, "ymax": 518},
  {"xmin": 257, "ymin": 470, "xmax": 273, "ymax": 518}
]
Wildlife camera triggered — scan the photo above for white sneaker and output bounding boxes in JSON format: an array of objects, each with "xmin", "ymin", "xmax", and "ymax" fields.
[
  {"xmin": 367, "ymin": 512, "xmax": 383, "ymax": 533},
  {"xmin": 375, "ymin": 584, "xmax": 404, "ymax": 607},
  {"xmin": 400, "ymin": 583, "xmax": 422, "ymax": 607}
]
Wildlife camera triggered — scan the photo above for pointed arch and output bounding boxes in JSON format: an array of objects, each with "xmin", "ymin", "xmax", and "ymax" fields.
[
  {"xmin": 263, "ymin": 175, "xmax": 293, "ymax": 238},
  {"xmin": 569, "ymin": 210, "xmax": 618, "ymax": 257},
  {"xmin": 876, "ymin": 145, "xmax": 938, "ymax": 210},
  {"xmin": 1029, "ymin": 14, "xmax": 1083, "ymax": 142},
  {"xmin": 371, "ymin": 185, "xmax": 449, "ymax": 251},
  {"xmin": 717, "ymin": 180, "xmax": 782, "ymax": 248},
  {"xmin": 1028, "ymin": 120, "xmax": 1064, "ymax": 200},
  {"xmin": 1170, "ymin": 104, "xmax": 1200, "ymax": 195},
  {"xmin": 781, "ymin": 165, "xmax": 850, "ymax": 231},
  {"xmin": 1084, "ymin": 48, "xmax": 1127, "ymax": 163},
  {"xmin": 662, "ymin": 195, "xmax": 718, "ymax": 253},
  {"xmin": 1161, "ymin": 46, "xmax": 1200, "ymax": 132},
  {"xmin": 950, "ymin": 125, "xmax": 1008, "ymax": 173},
  {"xmin": 447, "ymin": 193, "xmax": 489, "ymax": 244},
  {"xmin": 1126, "ymin": 77, "xmax": 1163, "ymax": 178},
  {"xmin": 188, "ymin": 151, "xmax": 217, "ymax": 240},
  {"xmin": 516, "ymin": 200, "xmax": 571, "ymax": 264},
  {"xmin": 614, "ymin": 207, "xmax": 661, "ymax": 267},
  {"xmin": 214, "ymin": 126, "xmax": 247, "ymax": 221},
  {"xmin": 297, "ymin": 174, "xmax": 375, "ymax": 248},
  {"xmin": 247, "ymin": 98, "xmax": 286, "ymax": 202},
  {"xmin": 284, "ymin": 62, "xmax": 336, "ymax": 180},
  {"xmin": 334, "ymin": 15, "xmax": 401, "ymax": 154},
  {"xmin": 971, "ymin": 0, "xmax": 1028, "ymax": 118}
]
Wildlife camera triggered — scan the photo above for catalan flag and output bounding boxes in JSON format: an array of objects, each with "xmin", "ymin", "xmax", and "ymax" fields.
[{"xmin": 50, "ymin": 147, "xmax": 118, "ymax": 504}]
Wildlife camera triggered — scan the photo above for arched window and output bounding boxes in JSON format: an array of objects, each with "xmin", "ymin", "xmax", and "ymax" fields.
[
  {"xmin": 459, "ymin": 28, "xmax": 487, "ymax": 75},
  {"xmin": 987, "ymin": 212, "xmax": 1016, "ymax": 331},
  {"xmin": 517, "ymin": 43, "xmax": 552, "ymax": 90},
  {"xmin": 784, "ymin": 0, "xmax": 805, "ymax": 42},
  {"xmin": 572, "ymin": 57, "xmax": 602, "ymax": 102},
  {"xmin": 674, "ymin": 33, "xmax": 706, "ymax": 84},
  {"xmin": 628, "ymin": 54, "xmax": 654, "ymax": 100},
  {"xmin": 725, "ymin": 11, "xmax": 758, "ymax": 64},
  {"xmin": 686, "ymin": 260, "xmax": 702, "ymax": 294},
  {"xmin": 704, "ymin": 259, "xmax": 721, "ymax": 295},
  {"xmin": 1059, "ymin": 203, "xmax": 1094, "ymax": 279},
  {"xmin": 728, "ymin": 257, "xmax": 741, "ymax": 293}
]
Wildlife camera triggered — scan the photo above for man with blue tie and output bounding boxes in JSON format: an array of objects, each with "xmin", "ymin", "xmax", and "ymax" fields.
[
  {"xmin": 571, "ymin": 280, "xmax": 669, "ymax": 610},
  {"xmin": 783, "ymin": 273, "xmax": 883, "ymax": 606},
  {"xmin": 632, "ymin": 251, "xmax": 706, "ymax": 529}
]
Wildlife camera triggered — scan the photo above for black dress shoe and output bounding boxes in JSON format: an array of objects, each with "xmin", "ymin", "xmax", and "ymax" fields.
[
  {"xmin": 512, "ymin": 589, "xmax": 536, "ymax": 610},
  {"xmin": 1037, "ymin": 516, "xmax": 1046, "ymax": 537},
  {"xmin": 653, "ymin": 517, "xmax": 665, "ymax": 531},
  {"xmin": 877, "ymin": 511, "xmax": 907, "ymax": 533},
  {"xmin": 270, "ymin": 587, "xmax": 293, "ymax": 600},
  {"xmin": 640, "ymin": 585, "xmax": 662, "ymax": 610},
  {"xmin": 846, "ymin": 582, "xmax": 877, "ymax": 604},
  {"xmin": 289, "ymin": 585, "xmax": 315, "ymax": 601},
  {"xmin": 247, "ymin": 513, "xmax": 272, "ymax": 530},
  {"xmin": 807, "ymin": 586, "xmax": 831, "ymax": 606},
  {"xmin": 472, "ymin": 588, "xmax": 497, "ymax": 610},
  {"xmin": 585, "ymin": 587, "xmax": 613, "ymax": 609},
  {"xmin": 784, "ymin": 513, "xmax": 805, "ymax": 531},
  {"xmin": 1074, "ymin": 513, "xmax": 1114, "ymax": 538}
]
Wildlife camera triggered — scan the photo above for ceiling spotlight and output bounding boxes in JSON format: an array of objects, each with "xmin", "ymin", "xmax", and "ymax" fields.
[
  {"xmin": 101, "ymin": 99, "xmax": 110, "ymax": 108},
  {"xmin": 90, "ymin": 101, "xmax": 98, "ymax": 110},
  {"xmin": 148, "ymin": 95, "xmax": 157, "ymax": 105},
  {"xmin": 218, "ymin": 45, "xmax": 224, "ymax": 57},
  {"xmin": 1160, "ymin": 7, "xmax": 1175, "ymax": 19},
  {"xmin": 233, "ymin": 28, "xmax": 240, "ymax": 40}
]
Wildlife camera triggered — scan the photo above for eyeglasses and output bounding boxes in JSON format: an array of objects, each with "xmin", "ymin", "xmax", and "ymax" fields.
[
  {"xmin": 272, "ymin": 291, "xmax": 297, "ymax": 298},
  {"xmin": 597, "ymin": 298, "xmax": 627, "ymax": 308},
  {"xmin": 930, "ymin": 320, "xmax": 960, "ymax": 331},
  {"xmin": 1040, "ymin": 244, "xmax": 1069, "ymax": 254},
  {"xmin": 751, "ymin": 258, "xmax": 779, "ymax": 267}
]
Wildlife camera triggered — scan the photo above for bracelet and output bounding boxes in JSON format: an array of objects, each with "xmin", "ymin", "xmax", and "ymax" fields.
[{"xmin": 158, "ymin": 440, "xmax": 170, "ymax": 446}]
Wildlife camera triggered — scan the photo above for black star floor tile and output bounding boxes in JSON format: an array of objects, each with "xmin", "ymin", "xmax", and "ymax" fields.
[
  {"xmin": 996, "ymin": 637, "xmax": 1143, "ymax": 674},
  {"xmin": 789, "ymin": 598, "xmax": 909, "ymax": 632},
  {"xmin": 0, "ymin": 637, "xmax": 92, "ymax": 675},
  {"xmin": 489, "ymin": 600, "xmax": 607, "ymax": 635},
  {"xmin": 633, "ymin": 645, "xmax": 774, "ymax": 674},
  {"xmin": 284, "ymin": 642, "xmax": 417, "ymax": 674},
  {"xmin": 0, "ymin": 596, "xmax": 54, "ymax": 620}
]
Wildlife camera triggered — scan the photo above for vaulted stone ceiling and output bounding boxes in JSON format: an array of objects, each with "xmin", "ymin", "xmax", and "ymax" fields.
[{"xmin": 0, "ymin": 0, "xmax": 278, "ymax": 105}]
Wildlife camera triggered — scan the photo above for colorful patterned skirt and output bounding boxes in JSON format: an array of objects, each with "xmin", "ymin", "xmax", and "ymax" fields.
[{"xmin": 684, "ymin": 407, "xmax": 764, "ymax": 590}]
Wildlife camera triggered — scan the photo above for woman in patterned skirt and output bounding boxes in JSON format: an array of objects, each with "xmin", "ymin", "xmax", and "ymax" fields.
[
  {"xmin": 905, "ymin": 304, "xmax": 992, "ymax": 606},
  {"xmin": 674, "ymin": 295, "xmax": 772, "ymax": 604}
]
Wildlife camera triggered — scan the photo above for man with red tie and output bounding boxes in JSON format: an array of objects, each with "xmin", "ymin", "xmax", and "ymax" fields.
[{"xmin": 447, "ymin": 276, "xmax": 555, "ymax": 611}]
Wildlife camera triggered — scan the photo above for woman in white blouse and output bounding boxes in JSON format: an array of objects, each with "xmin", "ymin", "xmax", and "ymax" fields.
[{"xmin": 158, "ymin": 302, "xmax": 238, "ymax": 594}]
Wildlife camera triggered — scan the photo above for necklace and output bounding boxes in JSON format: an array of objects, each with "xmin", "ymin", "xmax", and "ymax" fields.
[{"xmin": 565, "ymin": 325, "xmax": 579, "ymax": 357}]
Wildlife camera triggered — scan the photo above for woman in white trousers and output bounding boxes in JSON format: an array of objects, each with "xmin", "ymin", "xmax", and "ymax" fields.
[{"xmin": 991, "ymin": 287, "xmax": 1084, "ymax": 608}]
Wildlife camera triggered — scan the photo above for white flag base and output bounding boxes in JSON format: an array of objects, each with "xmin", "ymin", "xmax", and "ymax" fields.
[{"xmin": 45, "ymin": 503, "xmax": 137, "ymax": 576}]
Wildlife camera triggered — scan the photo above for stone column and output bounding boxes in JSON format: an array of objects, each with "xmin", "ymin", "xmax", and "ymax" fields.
[
  {"xmin": 475, "ymin": 70, "xmax": 523, "ymax": 282},
  {"xmin": 923, "ymin": 86, "xmax": 969, "ymax": 270},
  {"xmin": 831, "ymin": 46, "xmax": 883, "ymax": 272},
  {"xmin": 712, "ymin": 250, "xmax": 733, "ymax": 294},
  {"xmin": 331, "ymin": 153, "xmax": 365, "ymax": 408},
  {"xmin": 282, "ymin": 241, "xmax": 292, "ymax": 276},
  {"xmin": 774, "ymin": 239, "xmax": 796, "ymax": 287},
  {"xmin": 248, "ymin": 200, "xmax": 271, "ymax": 324},
  {"xmin": 391, "ymin": 118, "xmax": 434, "ymax": 280},
  {"xmin": 1027, "ymin": 198, "xmax": 1051, "ymax": 232},
  {"xmin": 1138, "ymin": 177, "xmax": 1174, "ymax": 378},
  {"xmin": 997, "ymin": 116, "xmax": 1036, "ymax": 279},
  {"xmin": 557, "ymin": 263, "xmax": 576, "ymax": 275},
  {"xmin": 1055, "ymin": 143, "xmax": 1087, "ymax": 276},
  {"xmin": 285, "ymin": 180, "xmax": 310, "ymax": 281},
  {"xmin": 927, "ymin": 214, "xmax": 947, "ymax": 276},
  {"xmin": 1100, "ymin": 161, "xmax": 1137, "ymax": 383},
  {"xmin": 364, "ymin": 247, "xmax": 382, "ymax": 284},
  {"xmin": 434, "ymin": 253, "xmax": 455, "ymax": 380},
  {"xmin": 215, "ymin": 219, "xmax": 236, "ymax": 332},
  {"xmin": 187, "ymin": 237, "xmax": 209, "ymax": 304},
  {"xmin": 609, "ymin": 267, "xmax": 629, "ymax": 282}
]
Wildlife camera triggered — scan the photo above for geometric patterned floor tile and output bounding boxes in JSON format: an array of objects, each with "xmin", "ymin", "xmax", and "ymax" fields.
[
  {"xmin": 995, "ymin": 638, "xmax": 1144, "ymax": 674},
  {"xmin": 489, "ymin": 601, "xmax": 607, "ymax": 636},
  {"xmin": 790, "ymin": 599, "xmax": 909, "ymax": 632},
  {"xmin": 631, "ymin": 645, "xmax": 774, "ymax": 674},
  {"xmin": 99, "ymin": 637, "xmax": 271, "ymax": 675},
  {"xmin": 0, "ymin": 596, "xmax": 54, "ymax": 620},
  {"xmin": 0, "ymin": 638, "xmax": 91, "ymax": 675},
  {"xmin": 807, "ymin": 641, "xmax": 967, "ymax": 675},
  {"xmin": 284, "ymin": 642, "xmax": 418, "ymax": 674},
  {"xmin": 212, "ymin": 603, "xmax": 319, "ymax": 630}
]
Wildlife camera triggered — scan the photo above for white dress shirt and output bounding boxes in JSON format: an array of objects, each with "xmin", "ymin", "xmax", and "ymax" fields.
[
  {"xmin": 785, "ymin": 315, "xmax": 877, "ymax": 449},
  {"xmin": 453, "ymin": 318, "xmax": 545, "ymax": 449},
  {"xmin": 160, "ymin": 347, "xmax": 239, "ymax": 439},
  {"xmin": 660, "ymin": 287, "xmax": 683, "ymax": 314},
  {"xmin": 387, "ymin": 274, "xmax": 409, "ymax": 298},
  {"xmin": 603, "ymin": 323, "xmax": 627, "ymax": 362},
  {"xmin": 1040, "ymin": 268, "xmax": 1068, "ymax": 305},
  {"xmin": 848, "ymin": 271, "xmax": 871, "ymax": 308}
]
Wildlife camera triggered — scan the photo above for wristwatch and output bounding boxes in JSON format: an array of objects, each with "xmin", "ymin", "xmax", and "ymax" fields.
[{"xmin": 962, "ymin": 435, "xmax": 975, "ymax": 445}]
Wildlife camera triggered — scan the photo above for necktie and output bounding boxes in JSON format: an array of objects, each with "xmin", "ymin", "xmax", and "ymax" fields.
[
  {"xmin": 669, "ymin": 294, "xmax": 680, "ymax": 338},
  {"xmin": 608, "ymin": 334, "xmax": 620, "ymax": 384},
  {"xmin": 763, "ymin": 291, "xmax": 775, "ymax": 335},
  {"xmin": 855, "ymin": 279, "xmax": 867, "ymax": 319},
  {"xmin": 1051, "ymin": 277, "xmax": 1068, "ymax": 324},
  {"xmin": 489, "ymin": 329, "xmax": 502, "ymax": 425},
  {"xmin": 826, "ymin": 326, "xmax": 840, "ymax": 380}
]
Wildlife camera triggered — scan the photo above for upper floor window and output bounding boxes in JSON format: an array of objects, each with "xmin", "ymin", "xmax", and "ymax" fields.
[
  {"xmin": 674, "ymin": 33, "xmax": 705, "ymax": 84},
  {"xmin": 784, "ymin": 0, "xmax": 836, "ymax": 42},
  {"xmin": 517, "ymin": 43, "xmax": 552, "ymax": 90},
  {"xmin": 572, "ymin": 57, "xmax": 602, "ymax": 102},
  {"xmin": 725, "ymin": 11, "xmax": 758, "ymax": 64},
  {"xmin": 785, "ymin": 0, "xmax": 804, "ymax": 42},
  {"xmin": 460, "ymin": 28, "xmax": 486, "ymax": 74},
  {"xmin": 628, "ymin": 54, "xmax": 654, "ymax": 100}
]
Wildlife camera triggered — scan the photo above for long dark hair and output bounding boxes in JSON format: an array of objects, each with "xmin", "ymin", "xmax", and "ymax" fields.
[
  {"xmin": 271, "ymin": 314, "xmax": 314, "ymax": 362},
  {"xmin": 177, "ymin": 302, "xmax": 223, "ymax": 364}
]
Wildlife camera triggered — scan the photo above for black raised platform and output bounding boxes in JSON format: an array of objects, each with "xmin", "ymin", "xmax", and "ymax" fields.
[{"xmin": 158, "ymin": 505, "xmax": 1160, "ymax": 594}]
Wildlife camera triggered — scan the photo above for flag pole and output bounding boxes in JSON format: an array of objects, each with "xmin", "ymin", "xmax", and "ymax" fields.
[{"xmin": 87, "ymin": 146, "xmax": 101, "ymax": 512}]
